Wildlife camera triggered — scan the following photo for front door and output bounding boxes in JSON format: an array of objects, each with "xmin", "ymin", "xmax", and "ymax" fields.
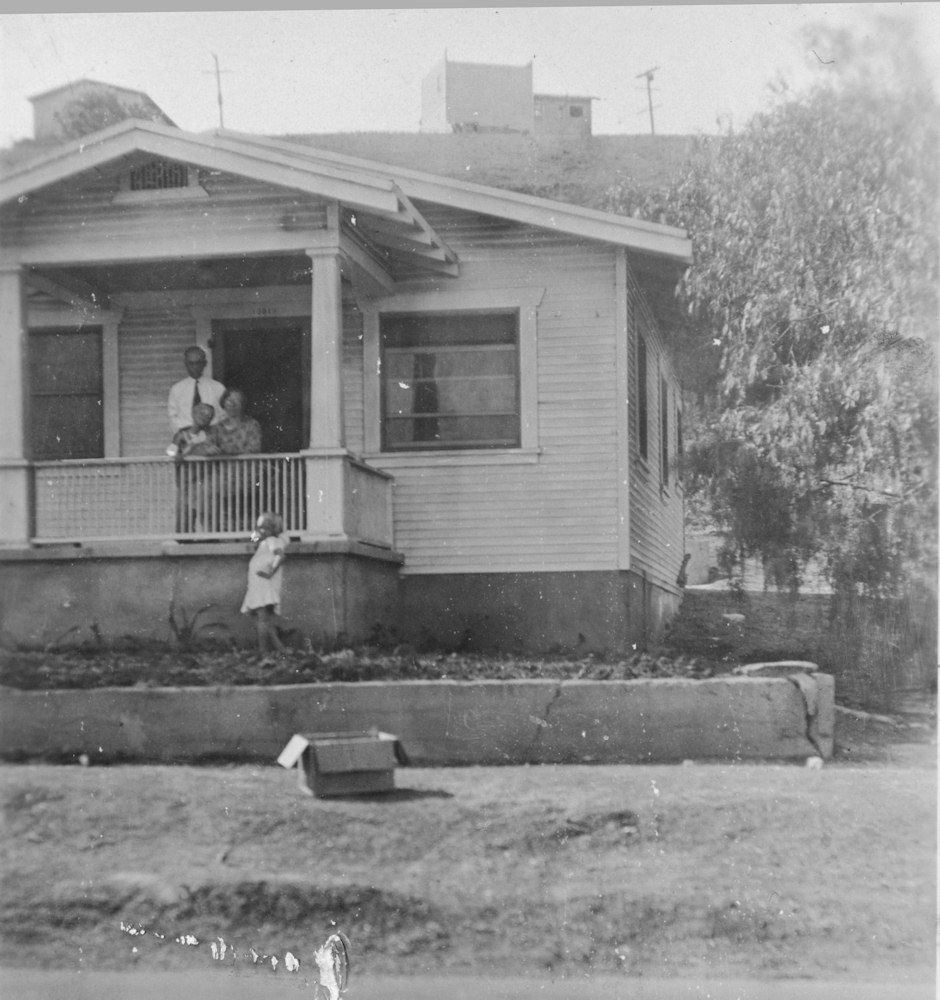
[{"xmin": 212, "ymin": 320, "xmax": 310, "ymax": 453}]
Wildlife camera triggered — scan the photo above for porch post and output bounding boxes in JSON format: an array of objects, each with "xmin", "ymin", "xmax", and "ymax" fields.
[
  {"xmin": 0, "ymin": 265, "xmax": 31, "ymax": 546},
  {"xmin": 303, "ymin": 246, "xmax": 347, "ymax": 539},
  {"xmin": 306, "ymin": 247, "xmax": 345, "ymax": 450}
]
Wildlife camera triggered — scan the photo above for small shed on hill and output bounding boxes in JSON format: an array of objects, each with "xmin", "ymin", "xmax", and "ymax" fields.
[
  {"xmin": 533, "ymin": 94, "xmax": 596, "ymax": 138},
  {"xmin": 0, "ymin": 120, "xmax": 691, "ymax": 653}
]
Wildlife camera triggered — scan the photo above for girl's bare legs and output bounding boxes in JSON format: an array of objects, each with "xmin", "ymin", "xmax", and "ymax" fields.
[{"xmin": 256, "ymin": 606, "xmax": 285, "ymax": 655}]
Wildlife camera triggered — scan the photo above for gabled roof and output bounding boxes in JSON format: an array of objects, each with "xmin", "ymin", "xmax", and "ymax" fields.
[{"xmin": 0, "ymin": 119, "xmax": 691, "ymax": 264}]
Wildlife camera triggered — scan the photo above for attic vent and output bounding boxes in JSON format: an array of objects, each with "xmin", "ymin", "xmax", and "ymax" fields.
[{"xmin": 129, "ymin": 159, "xmax": 190, "ymax": 191}]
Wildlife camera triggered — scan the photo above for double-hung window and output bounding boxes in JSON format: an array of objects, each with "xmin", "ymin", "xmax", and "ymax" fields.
[
  {"xmin": 381, "ymin": 311, "xmax": 520, "ymax": 451},
  {"xmin": 29, "ymin": 326, "xmax": 104, "ymax": 460}
]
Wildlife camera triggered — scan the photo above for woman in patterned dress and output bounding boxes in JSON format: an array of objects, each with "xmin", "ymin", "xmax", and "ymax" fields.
[{"xmin": 210, "ymin": 388, "xmax": 263, "ymax": 531}]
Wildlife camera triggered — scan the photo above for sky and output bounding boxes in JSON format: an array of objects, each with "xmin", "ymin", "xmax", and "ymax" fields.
[{"xmin": 1, "ymin": 4, "xmax": 938, "ymax": 147}]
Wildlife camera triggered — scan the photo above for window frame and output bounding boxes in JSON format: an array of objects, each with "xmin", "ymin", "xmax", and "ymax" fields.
[
  {"xmin": 660, "ymin": 370, "xmax": 669, "ymax": 488},
  {"xmin": 636, "ymin": 331, "xmax": 649, "ymax": 461},
  {"xmin": 28, "ymin": 324, "xmax": 105, "ymax": 461},
  {"xmin": 363, "ymin": 288, "xmax": 543, "ymax": 461},
  {"xmin": 380, "ymin": 310, "xmax": 520, "ymax": 453}
]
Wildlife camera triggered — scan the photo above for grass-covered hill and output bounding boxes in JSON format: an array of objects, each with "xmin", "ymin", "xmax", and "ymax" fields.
[
  {"xmin": 276, "ymin": 131, "xmax": 697, "ymax": 210},
  {"xmin": 1, "ymin": 128, "xmax": 697, "ymax": 211}
]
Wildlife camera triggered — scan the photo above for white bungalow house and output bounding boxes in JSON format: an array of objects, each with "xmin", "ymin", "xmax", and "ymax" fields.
[{"xmin": 0, "ymin": 120, "xmax": 691, "ymax": 653}]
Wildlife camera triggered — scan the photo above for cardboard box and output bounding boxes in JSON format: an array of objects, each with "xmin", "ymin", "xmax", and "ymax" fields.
[{"xmin": 277, "ymin": 730, "xmax": 406, "ymax": 798}]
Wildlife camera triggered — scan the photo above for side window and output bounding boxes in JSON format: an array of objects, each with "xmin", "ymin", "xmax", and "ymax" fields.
[
  {"xmin": 381, "ymin": 311, "xmax": 520, "ymax": 451},
  {"xmin": 660, "ymin": 373, "xmax": 669, "ymax": 486},
  {"xmin": 676, "ymin": 401, "xmax": 684, "ymax": 482},
  {"xmin": 637, "ymin": 332, "xmax": 649, "ymax": 460},
  {"xmin": 29, "ymin": 326, "xmax": 104, "ymax": 460}
]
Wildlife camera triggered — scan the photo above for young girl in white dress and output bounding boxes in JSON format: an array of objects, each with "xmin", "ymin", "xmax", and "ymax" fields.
[{"xmin": 241, "ymin": 512, "xmax": 289, "ymax": 656}]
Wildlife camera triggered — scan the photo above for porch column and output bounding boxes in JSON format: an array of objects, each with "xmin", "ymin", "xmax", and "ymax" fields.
[
  {"xmin": 303, "ymin": 247, "xmax": 347, "ymax": 539},
  {"xmin": 306, "ymin": 247, "xmax": 345, "ymax": 450},
  {"xmin": 0, "ymin": 265, "xmax": 30, "ymax": 546}
]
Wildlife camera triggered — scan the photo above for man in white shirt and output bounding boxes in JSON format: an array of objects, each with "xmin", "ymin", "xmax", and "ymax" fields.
[
  {"xmin": 168, "ymin": 346, "xmax": 225, "ymax": 535},
  {"xmin": 168, "ymin": 346, "xmax": 226, "ymax": 434}
]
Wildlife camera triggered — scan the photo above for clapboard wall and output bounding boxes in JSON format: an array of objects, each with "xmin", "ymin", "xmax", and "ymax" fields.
[{"xmin": 16, "ymin": 168, "xmax": 683, "ymax": 590}]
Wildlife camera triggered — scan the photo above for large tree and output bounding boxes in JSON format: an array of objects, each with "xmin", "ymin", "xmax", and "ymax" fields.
[
  {"xmin": 611, "ymin": 14, "xmax": 937, "ymax": 589},
  {"xmin": 54, "ymin": 91, "xmax": 162, "ymax": 140},
  {"xmin": 605, "ymin": 14, "xmax": 938, "ymax": 700}
]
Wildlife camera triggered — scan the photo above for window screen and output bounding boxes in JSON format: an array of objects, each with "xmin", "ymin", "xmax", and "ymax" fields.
[
  {"xmin": 381, "ymin": 312, "xmax": 519, "ymax": 451},
  {"xmin": 29, "ymin": 327, "xmax": 104, "ymax": 460}
]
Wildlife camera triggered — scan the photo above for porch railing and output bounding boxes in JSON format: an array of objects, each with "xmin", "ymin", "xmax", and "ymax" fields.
[{"xmin": 32, "ymin": 454, "xmax": 307, "ymax": 543}]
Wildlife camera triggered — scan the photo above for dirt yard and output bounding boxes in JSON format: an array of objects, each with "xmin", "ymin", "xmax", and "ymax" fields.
[{"xmin": 0, "ymin": 710, "xmax": 934, "ymax": 986}]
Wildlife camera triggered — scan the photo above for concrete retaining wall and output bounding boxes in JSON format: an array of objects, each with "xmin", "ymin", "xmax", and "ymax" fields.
[{"xmin": 0, "ymin": 675, "xmax": 834, "ymax": 765}]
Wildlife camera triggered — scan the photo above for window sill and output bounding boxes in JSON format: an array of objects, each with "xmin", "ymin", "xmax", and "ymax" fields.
[{"xmin": 366, "ymin": 447, "xmax": 541, "ymax": 468}]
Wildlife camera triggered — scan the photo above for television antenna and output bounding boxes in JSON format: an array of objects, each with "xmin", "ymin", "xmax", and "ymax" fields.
[
  {"xmin": 204, "ymin": 53, "xmax": 234, "ymax": 129},
  {"xmin": 635, "ymin": 66, "xmax": 660, "ymax": 136}
]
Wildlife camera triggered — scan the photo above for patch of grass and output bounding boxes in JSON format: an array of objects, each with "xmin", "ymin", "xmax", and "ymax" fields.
[{"xmin": 0, "ymin": 761, "xmax": 934, "ymax": 980}]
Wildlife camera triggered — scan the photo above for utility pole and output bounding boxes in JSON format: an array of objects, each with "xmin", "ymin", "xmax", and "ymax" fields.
[{"xmin": 635, "ymin": 66, "xmax": 660, "ymax": 136}]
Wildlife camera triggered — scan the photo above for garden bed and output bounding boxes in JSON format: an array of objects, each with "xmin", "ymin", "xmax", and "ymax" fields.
[{"xmin": 0, "ymin": 645, "xmax": 717, "ymax": 691}]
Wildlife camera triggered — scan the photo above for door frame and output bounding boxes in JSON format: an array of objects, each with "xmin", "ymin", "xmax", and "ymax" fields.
[{"xmin": 210, "ymin": 317, "xmax": 310, "ymax": 454}]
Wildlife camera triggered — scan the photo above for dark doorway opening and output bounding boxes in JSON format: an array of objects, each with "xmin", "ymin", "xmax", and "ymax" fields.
[{"xmin": 212, "ymin": 320, "xmax": 310, "ymax": 453}]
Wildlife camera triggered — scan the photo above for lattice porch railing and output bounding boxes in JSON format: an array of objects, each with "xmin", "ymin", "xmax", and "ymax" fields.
[{"xmin": 32, "ymin": 454, "xmax": 307, "ymax": 542}]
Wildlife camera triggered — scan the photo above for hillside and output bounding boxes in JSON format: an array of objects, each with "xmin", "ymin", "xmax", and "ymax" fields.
[
  {"xmin": 275, "ymin": 131, "xmax": 697, "ymax": 210},
  {"xmin": 1, "ymin": 129, "xmax": 697, "ymax": 212}
]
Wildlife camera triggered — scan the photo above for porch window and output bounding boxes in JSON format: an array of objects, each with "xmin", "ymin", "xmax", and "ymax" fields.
[
  {"xmin": 29, "ymin": 326, "xmax": 103, "ymax": 460},
  {"xmin": 381, "ymin": 311, "xmax": 520, "ymax": 451}
]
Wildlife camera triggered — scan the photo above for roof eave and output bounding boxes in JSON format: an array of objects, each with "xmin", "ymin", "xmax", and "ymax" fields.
[
  {"xmin": 1, "ymin": 121, "xmax": 693, "ymax": 264},
  {"xmin": 215, "ymin": 128, "xmax": 692, "ymax": 263}
]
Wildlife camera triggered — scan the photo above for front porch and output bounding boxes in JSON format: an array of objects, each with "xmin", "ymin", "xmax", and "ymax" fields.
[
  {"xmin": 30, "ymin": 451, "xmax": 394, "ymax": 547},
  {"xmin": 0, "ymin": 123, "xmax": 461, "ymax": 552}
]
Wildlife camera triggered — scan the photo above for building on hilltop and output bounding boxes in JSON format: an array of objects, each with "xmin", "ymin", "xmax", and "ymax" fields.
[
  {"xmin": 533, "ymin": 93, "xmax": 596, "ymax": 139},
  {"xmin": 421, "ymin": 58, "xmax": 534, "ymax": 133},
  {"xmin": 420, "ymin": 57, "xmax": 596, "ymax": 136}
]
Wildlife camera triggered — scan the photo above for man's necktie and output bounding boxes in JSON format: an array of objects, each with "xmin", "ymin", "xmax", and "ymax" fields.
[{"xmin": 193, "ymin": 380, "xmax": 202, "ymax": 408}]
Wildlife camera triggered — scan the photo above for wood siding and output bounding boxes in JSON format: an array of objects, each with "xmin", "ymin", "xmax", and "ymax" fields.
[
  {"xmin": 2, "ymin": 171, "xmax": 328, "ymax": 261},
  {"xmin": 118, "ymin": 303, "xmax": 197, "ymax": 457},
  {"xmin": 12, "ymin": 167, "xmax": 683, "ymax": 585},
  {"xmin": 365, "ymin": 207, "xmax": 625, "ymax": 574},
  {"xmin": 342, "ymin": 304, "xmax": 366, "ymax": 456},
  {"xmin": 626, "ymin": 270, "xmax": 684, "ymax": 593}
]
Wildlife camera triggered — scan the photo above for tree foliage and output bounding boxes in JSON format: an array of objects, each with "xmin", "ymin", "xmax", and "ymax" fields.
[
  {"xmin": 54, "ymin": 91, "xmax": 161, "ymax": 140},
  {"xmin": 606, "ymin": 14, "xmax": 938, "ymax": 599}
]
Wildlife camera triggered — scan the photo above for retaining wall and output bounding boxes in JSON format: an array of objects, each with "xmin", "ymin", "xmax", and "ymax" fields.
[{"xmin": 0, "ymin": 675, "xmax": 833, "ymax": 765}]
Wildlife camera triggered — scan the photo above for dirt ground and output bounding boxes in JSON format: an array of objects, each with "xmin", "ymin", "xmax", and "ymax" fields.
[{"xmin": 0, "ymin": 708, "xmax": 934, "ymax": 986}]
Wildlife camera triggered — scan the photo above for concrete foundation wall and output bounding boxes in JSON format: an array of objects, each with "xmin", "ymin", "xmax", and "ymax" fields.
[
  {"xmin": 0, "ymin": 542, "xmax": 402, "ymax": 649},
  {"xmin": 0, "ymin": 553, "xmax": 680, "ymax": 655},
  {"xmin": 0, "ymin": 675, "xmax": 834, "ymax": 765},
  {"xmin": 400, "ymin": 571, "xmax": 681, "ymax": 654}
]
